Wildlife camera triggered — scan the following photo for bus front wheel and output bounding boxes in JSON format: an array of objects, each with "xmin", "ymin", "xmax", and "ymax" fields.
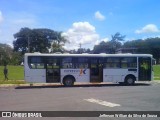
[
  {"xmin": 125, "ymin": 76, "xmax": 135, "ymax": 86},
  {"xmin": 63, "ymin": 76, "xmax": 75, "ymax": 86}
]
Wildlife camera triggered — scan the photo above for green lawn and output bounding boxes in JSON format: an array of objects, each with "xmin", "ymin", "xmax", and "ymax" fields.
[
  {"xmin": 0, "ymin": 65, "xmax": 160, "ymax": 84},
  {"xmin": 153, "ymin": 65, "xmax": 160, "ymax": 80},
  {"xmin": 0, "ymin": 65, "xmax": 25, "ymax": 84}
]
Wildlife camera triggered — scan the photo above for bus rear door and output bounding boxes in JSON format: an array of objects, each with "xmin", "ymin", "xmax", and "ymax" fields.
[
  {"xmin": 138, "ymin": 57, "xmax": 152, "ymax": 81},
  {"xmin": 90, "ymin": 58, "xmax": 103, "ymax": 82}
]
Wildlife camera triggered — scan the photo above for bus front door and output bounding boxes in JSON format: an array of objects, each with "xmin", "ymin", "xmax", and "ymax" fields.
[
  {"xmin": 138, "ymin": 57, "xmax": 151, "ymax": 81},
  {"xmin": 90, "ymin": 58, "xmax": 103, "ymax": 82},
  {"xmin": 46, "ymin": 58, "xmax": 60, "ymax": 83}
]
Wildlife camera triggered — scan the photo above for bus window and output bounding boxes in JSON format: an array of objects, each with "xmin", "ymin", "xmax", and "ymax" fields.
[
  {"xmin": 121, "ymin": 57, "xmax": 137, "ymax": 68},
  {"xmin": 77, "ymin": 57, "xmax": 88, "ymax": 68},
  {"xmin": 28, "ymin": 56, "xmax": 45, "ymax": 69},
  {"xmin": 62, "ymin": 57, "xmax": 73, "ymax": 68},
  {"xmin": 104, "ymin": 58, "xmax": 120, "ymax": 68},
  {"xmin": 47, "ymin": 57, "xmax": 60, "ymax": 69}
]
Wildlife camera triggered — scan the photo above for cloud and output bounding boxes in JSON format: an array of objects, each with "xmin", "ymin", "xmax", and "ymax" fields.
[
  {"xmin": 94, "ymin": 11, "xmax": 105, "ymax": 21},
  {"xmin": 135, "ymin": 24, "xmax": 160, "ymax": 34},
  {"xmin": 95, "ymin": 37, "xmax": 109, "ymax": 45},
  {"xmin": 62, "ymin": 22, "xmax": 99, "ymax": 50},
  {"xmin": 0, "ymin": 11, "xmax": 4, "ymax": 24}
]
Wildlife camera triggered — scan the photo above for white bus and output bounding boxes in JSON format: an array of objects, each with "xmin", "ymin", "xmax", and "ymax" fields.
[{"xmin": 24, "ymin": 53, "xmax": 153, "ymax": 86}]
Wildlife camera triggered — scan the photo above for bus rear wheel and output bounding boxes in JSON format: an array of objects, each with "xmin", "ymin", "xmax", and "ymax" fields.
[
  {"xmin": 125, "ymin": 76, "xmax": 135, "ymax": 86},
  {"xmin": 63, "ymin": 76, "xmax": 74, "ymax": 86}
]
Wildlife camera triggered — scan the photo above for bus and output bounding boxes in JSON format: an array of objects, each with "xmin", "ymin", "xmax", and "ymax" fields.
[{"xmin": 24, "ymin": 53, "xmax": 153, "ymax": 86}]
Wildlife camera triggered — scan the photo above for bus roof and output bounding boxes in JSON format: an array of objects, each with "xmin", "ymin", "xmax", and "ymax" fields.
[{"xmin": 25, "ymin": 53, "xmax": 153, "ymax": 58}]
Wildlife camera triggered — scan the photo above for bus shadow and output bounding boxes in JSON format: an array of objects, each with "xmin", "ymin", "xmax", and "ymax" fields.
[{"xmin": 15, "ymin": 83, "xmax": 151, "ymax": 89}]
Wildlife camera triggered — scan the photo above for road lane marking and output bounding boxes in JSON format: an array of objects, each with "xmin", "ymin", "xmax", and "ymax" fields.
[{"xmin": 84, "ymin": 98, "xmax": 121, "ymax": 107}]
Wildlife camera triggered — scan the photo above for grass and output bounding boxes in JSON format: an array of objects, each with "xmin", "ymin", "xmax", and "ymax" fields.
[
  {"xmin": 0, "ymin": 65, "xmax": 160, "ymax": 84},
  {"xmin": 0, "ymin": 65, "xmax": 25, "ymax": 84},
  {"xmin": 153, "ymin": 65, "xmax": 160, "ymax": 80}
]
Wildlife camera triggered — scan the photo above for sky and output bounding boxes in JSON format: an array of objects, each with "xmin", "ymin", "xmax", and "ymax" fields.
[{"xmin": 0, "ymin": 0, "xmax": 160, "ymax": 50}]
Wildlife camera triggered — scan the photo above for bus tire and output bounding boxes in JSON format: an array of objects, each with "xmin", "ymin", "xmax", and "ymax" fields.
[
  {"xmin": 63, "ymin": 75, "xmax": 75, "ymax": 86},
  {"xmin": 125, "ymin": 75, "xmax": 135, "ymax": 86}
]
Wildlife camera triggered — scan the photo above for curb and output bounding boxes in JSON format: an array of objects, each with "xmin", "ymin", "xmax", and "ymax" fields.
[
  {"xmin": 152, "ymin": 80, "xmax": 160, "ymax": 83},
  {"xmin": 0, "ymin": 83, "xmax": 62, "ymax": 88},
  {"xmin": 0, "ymin": 81, "xmax": 160, "ymax": 88},
  {"xmin": 0, "ymin": 82, "xmax": 115, "ymax": 88}
]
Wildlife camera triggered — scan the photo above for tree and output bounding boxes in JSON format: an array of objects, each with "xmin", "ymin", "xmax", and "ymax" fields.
[
  {"xmin": 93, "ymin": 41, "xmax": 112, "ymax": 54},
  {"xmin": 10, "ymin": 52, "xmax": 23, "ymax": 65},
  {"xmin": 13, "ymin": 28, "xmax": 68, "ymax": 54},
  {"xmin": 13, "ymin": 28, "xmax": 32, "ymax": 54},
  {"xmin": 0, "ymin": 44, "xmax": 13, "ymax": 65},
  {"xmin": 51, "ymin": 41, "xmax": 64, "ymax": 53},
  {"xmin": 111, "ymin": 32, "xmax": 126, "ymax": 42},
  {"xmin": 50, "ymin": 32, "xmax": 68, "ymax": 53},
  {"xmin": 56, "ymin": 32, "xmax": 67, "ymax": 46},
  {"xmin": 0, "ymin": 43, "xmax": 23, "ymax": 65},
  {"xmin": 93, "ymin": 32, "xmax": 126, "ymax": 54},
  {"xmin": 111, "ymin": 32, "xmax": 126, "ymax": 53}
]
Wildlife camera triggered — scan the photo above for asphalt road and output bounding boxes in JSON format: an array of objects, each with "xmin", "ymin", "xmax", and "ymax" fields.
[{"xmin": 0, "ymin": 82, "xmax": 160, "ymax": 120}]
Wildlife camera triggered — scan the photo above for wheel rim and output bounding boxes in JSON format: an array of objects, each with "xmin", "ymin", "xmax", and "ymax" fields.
[
  {"xmin": 65, "ymin": 79, "xmax": 72, "ymax": 86},
  {"xmin": 127, "ymin": 78, "xmax": 133, "ymax": 84}
]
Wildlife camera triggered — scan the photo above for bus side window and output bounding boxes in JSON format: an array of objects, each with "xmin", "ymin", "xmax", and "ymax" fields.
[
  {"xmin": 28, "ymin": 56, "xmax": 45, "ymax": 69},
  {"xmin": 62, "ymin": 57, "xmax": 73, "ymax": 69},
  {"xmin": 104, "ymin": 58, "xmax": 120, "ymax": 68},
  {"xmin": 121, "ymin": 57, "xmax": 137, "ymax": 68},
  {"xmin": 77, "ymin": 57, "xmax": 88, "ymax": 69}
]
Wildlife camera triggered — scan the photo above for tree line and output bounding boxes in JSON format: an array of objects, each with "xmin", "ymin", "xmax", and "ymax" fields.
[
  {"xmin": 0, "ymin": 43, "xmax": 22, "ymax": 65},
  {"xmin": 0, "ymin": 27, "xmax": 160, "ymax": 65},
  {"xmin": 124, "ymin": 38, "xmax": 160, "ymax": 63},
  {"xmin": 93, "ymin": 36, "xmax": 160, "ymax": 63}
]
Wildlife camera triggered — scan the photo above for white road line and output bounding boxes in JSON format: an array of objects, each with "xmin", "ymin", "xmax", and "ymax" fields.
[{"xmin": 84, "ymin": 98, "xmax": 121, "ymax": 107}]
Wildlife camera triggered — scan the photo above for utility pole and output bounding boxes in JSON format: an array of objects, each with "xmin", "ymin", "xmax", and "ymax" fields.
[
  {"xmin": 79, "ymin": 43, "xmax": 82, "ymax": 49},
  {"xmin": 79, "ymin": 43, "xmax": 82, "ymax": 54}
]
